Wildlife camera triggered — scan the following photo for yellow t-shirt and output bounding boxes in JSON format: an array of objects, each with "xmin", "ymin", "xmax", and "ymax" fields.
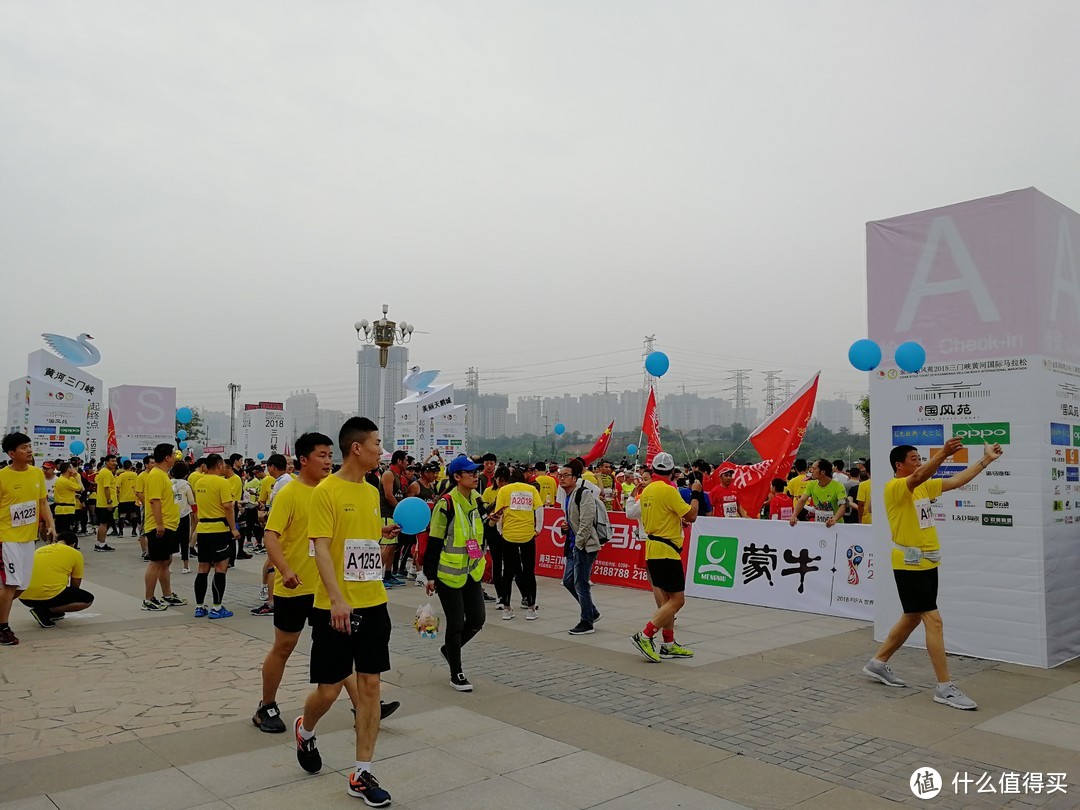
[
  {"xmin": 785, "ymin": 475, "xmax": 809, "ymax": 500},
  {"xmin": 194, "ymin": 474, "xmax": 235, "ymax": 534},
  {"xmin": 640, "ymin": 480, "xmax": 690, "ymax": 561},
  {"xmin": 134, "ymin": 470, "xmax": 148, "ymax": 503},
  {"xmin": 227, "ymin": 474, "xmax": 243, "ymax": 504},
  {"xmin": 856, "ymin": 479, "xmax": 872, "ymax": 525},
  {"xmin": 258, "ymin": 475, "xmax": 274, "ymax": 505},
  {"xmin": 308, "ymin": 474, "xmax": 387, "ymax": 610},
  {"xmin": 481, "ymin": 486, "xmax": 498, "ymax": 513},
  {"xmin": 536, "ymin": 474, "xmax": 558, "ymax": 506},
  {"xmin": 53, "ymin": 475, "xmax": 83, "ymax": 515},
  {"xmin": 495, "ymin": 482, "xmax": 542, "ymax": 543},
  {"xmin": 143, "ymin": 467, "xmax": 180, "ymax": 532},
  {"xmin": 885, "ymin": 476, "xmax": 943, "ymax": 570},
  {"xmin": 266, "ymin": 479, "xmax": 318, "ymax": 598},
  {"xmin": 95, "ymin": 467, "xmax": 117, "ymax": 507},
  {"xmin": 117, "ymin": 470, "xmax": 138, "ymax": 503},
  {"xmin": 20, "ymin": 543, "xmax": 83, "ymax": 601},
  {"xmin": 188, "ymin": 471, "xmax": 204, "ymax": 492},
  {"xmin": 0, "ymin": 466, "xmax": 47, "ymax": 543},
  {"xmin": 582, "ymin": 471, "xmax": 598, "ymax": 486}
]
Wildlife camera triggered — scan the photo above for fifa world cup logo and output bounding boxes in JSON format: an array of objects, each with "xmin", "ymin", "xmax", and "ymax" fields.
[{"xmin": 846, "ymin": 544, "xmax": 864, "ymax": 585}]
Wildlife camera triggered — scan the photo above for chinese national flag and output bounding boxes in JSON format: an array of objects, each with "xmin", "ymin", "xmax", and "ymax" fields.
[
  {"xmin": 642, "ymin": 387, "xmax": 662, "ymax": 466},
  {"xmin": 582, "ymin": 420, "xmax": 615, "ymax": 466},
  {"xmin": 739, "ymin": 372, "xmax": 820, "ymax": 515},
  {"xmin": 107, "ymin": 409, "xmax": 118, "ymax": 455}
]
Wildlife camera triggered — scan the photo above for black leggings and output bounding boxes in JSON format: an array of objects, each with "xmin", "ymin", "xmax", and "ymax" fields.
[
  {"xmin": 436, "ymin": 576, "xmax": 486, "ymax": 675},
  {"xmin": 486, "ymin": 528, "xmax": 506, "ymax": 602},
  {"xmin": 497, "ymin": 539, "xmax": 537, "ymax": 607}
]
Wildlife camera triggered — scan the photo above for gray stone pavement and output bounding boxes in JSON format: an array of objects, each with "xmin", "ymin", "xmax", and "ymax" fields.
[{"xmin": 1, "ymin": 540, "xmax": 1078, "ymax": 808}]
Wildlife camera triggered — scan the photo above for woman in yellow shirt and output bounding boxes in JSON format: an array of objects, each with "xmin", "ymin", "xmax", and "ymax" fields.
[{"xmin": 52, "ymin": 462, "xmax": 84, "ymax": 539}]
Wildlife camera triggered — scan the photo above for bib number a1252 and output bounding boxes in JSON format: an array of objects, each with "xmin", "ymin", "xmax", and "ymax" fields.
[{"xmin": 343, "ymin": 539, "xmax": 383, "ymax": 581}]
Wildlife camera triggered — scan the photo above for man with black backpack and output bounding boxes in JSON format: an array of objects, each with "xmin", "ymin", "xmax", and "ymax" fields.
[{"xmin": 558, "ymin": 459, "xmax": 605, "ymax": 635}]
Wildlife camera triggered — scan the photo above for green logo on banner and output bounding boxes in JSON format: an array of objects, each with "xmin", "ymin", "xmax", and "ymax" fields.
[
  {"xmin": 692, "ymin": 536, "xmax": 738, "ymax": 588},
  {"xmin": 953, "ymin": 422, "xmax": 1010, "ymax": 445},
  {"xmin": 59, "ymin": 427, "xmax": 81, "ymax": 435},
  {"xmin": 1073, "ymin": 425, "xmax": 1080, "ymax": 447}
]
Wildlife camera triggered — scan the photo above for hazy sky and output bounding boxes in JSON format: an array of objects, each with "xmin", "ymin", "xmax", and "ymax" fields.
[{"xmin": 4, "ymin": 1, "xmax": 1079, "ymax": 420}]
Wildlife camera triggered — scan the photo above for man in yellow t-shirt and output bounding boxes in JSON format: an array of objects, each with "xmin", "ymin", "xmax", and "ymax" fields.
[
  {"xmin": 19, "ymin": 531, "xmax": 93, "ymax": 628},
  {"xmin": 93, "ymin": 455, "xmax": 119, "ymax": 552},
  {"xmin": 193, "ymin": 454, "xmax": 241, "ymax": 618},
  {"xmin": 116, "ymin": 460, "xmax": 139, "ymax": 539},
  {"xmin": 631, "ymin": 452, "xmax": 700, "ymax": 664},
  {"xmin": 0, "ymin": 432, "xmax": 54, "ymax": 646},
  {"xmin": 293, "ymin": 417, "xmax": 398, "ymax": 807},
  {"xmin": 142, "ymin": 444, "xmax": 186, "ymax": 611},
  {"xmin": 494, "ymin": 469, "xmax": 543, "ymax": 618},
  {"xmin": 784, "ymin": 459, "xmax": 810, "ymax": 513},
  {"xmin": 53, "ymin": 462, "xmax": 84, "ymax": 539},
  {"xmin": 862, "ymin": 437, "xmax": 1003, "ymax": 711},
  {"xmin": 224, "ymin": 462, "xmax": 249, "ymax": 562},
  {"xmin": 856, "ymin": 460, "xmax": 872, "ymax": 525},
  {"xmin": 534, "ymin": 463, "xmax": 558, "ymax": 507}
]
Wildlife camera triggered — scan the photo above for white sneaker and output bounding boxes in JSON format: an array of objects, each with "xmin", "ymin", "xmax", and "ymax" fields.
[
  {"xmin": 526, "ymin": 606, "xmax": 539, "ymax": 621},
  {"xmin": 181, "ymin": 568, "xmax": 191, "ymax": 575},
  {"xmin": 259, "ymin": 585, "xmax": 268, "ymax": 601},
  {"xmin": 934, "ymin": 682, "xmax": 978, "ymax": 710},
  {"xmin": 502, "ymin": 608, "xmax": 514, "ymax": 620},
  {"xmin": 415, "ymin": 574, "xmax": 427, "ymax": 587}
]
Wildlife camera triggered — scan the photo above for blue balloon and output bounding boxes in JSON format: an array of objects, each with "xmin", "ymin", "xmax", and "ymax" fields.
[
  {"xmin": 257, "ymin": 452, "xmax": 265, "ymax": 460},
  {"xmin": 177, "ymin": 429, "xmax": 188, "ymax": 440},
  {"xmin": 121, "ymin": 456, "xmax": 129, "ymax": 463},
  {"xmin": 645, "ymin": 351, "xmax": 670, "ymax": 377},
  {"xmin": 627, "ymin": 444, "xmax": 638, "ymax": 455},
  {"xmin": 554, "ymin": 423, "xmax": 566, "ymax": 435},
  {"xmin": 176, "ymin": 406, "xmax": 194, "ymax": 425},
  {"xmin": 394, "ymin": 496, "xmax": 432, "ymax": 534},
  {"xmin": 69, "ymin": 440, "xmax": 85, "ymax": 455},
  {"xmin": 847, "ymin": 339, "xmax": 882, "ymax": 372},
  {"xmin": 895, "ymin": 341, "xmax": 926, "ymax": 373},
  {"xmin": 178, "ymin": 441, "xmax": 188, "ymax": 450}
]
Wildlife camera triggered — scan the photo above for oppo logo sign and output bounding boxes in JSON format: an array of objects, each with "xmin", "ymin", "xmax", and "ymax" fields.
[{"xmin": 953, "ymin": 422, "xmax": 1010, "ymax": 445}]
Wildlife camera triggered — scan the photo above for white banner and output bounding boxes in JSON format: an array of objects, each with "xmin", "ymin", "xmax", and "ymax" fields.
[
  {"xmin": 686, "ymin": 518, "xmax": 879, "ymax": 621},
  {"xmin": 242, "ymin": 405, "xmax": 285, "ymax": 458},
  {"xmin": 394, "ymin": 384, "xmax": 467, "ymax": 461},
  {"xmin": 20, "ymin": 350, "xmax": 104, "ymax": 462},
  {"xmin": 109, "ymin": 385, "xmax": 177, "ymax": 461}
]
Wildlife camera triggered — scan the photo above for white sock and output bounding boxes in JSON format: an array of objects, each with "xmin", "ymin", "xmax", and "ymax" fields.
[
  {"xmin": 298, "ymin": 723, "xmax": 315, "ymax": 741},
  {"xmin": 355, "ymin": 760, "xmax": 371, "ymax": 774}
]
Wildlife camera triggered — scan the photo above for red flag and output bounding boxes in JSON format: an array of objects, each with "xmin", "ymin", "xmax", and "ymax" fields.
[
  {"xmin": 582, "ymin": 420, "xmax": 615, "ymax": 466},
  {"xmin": 739, "ymin": 373, "xmax": 820, "ymax": 515},
  {"xmin": 107, "ymin": 409, "xmax": 118, "ymax": 455},
  {"xmin": 642, "ymin": 387, "xmax": 662, "ymax": 466}
]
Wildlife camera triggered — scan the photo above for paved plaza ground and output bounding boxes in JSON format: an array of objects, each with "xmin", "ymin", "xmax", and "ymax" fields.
[{"xmin": 1, "ymin": 542, "xmax": 1077, "ymax": 809}]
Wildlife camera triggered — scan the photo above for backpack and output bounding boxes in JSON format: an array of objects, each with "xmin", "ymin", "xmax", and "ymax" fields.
[{"xmin": 574, "ymin": 485, "xmax": 612, "ymax": 545}]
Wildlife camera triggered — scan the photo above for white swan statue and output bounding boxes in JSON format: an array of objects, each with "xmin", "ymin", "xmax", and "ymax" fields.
[{"xmin": 41, "ymin": 332, "xmax": 102, "ymax": 367}]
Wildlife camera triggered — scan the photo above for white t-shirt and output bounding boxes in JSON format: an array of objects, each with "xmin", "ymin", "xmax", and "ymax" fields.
[
  {"xmin": 832, "ymin": 472, "xmax": 850, "ymax": 487},
  {"xmin": 269, "ymin": 473, "xmax": 291, "ymax": 505},
  {"xmin": 45, "ymin": 475, "xmax": 57, "ymax": 504},
  {"xmin": 172, "ymin": 479, "xmax": 195, "ymax": 518}
]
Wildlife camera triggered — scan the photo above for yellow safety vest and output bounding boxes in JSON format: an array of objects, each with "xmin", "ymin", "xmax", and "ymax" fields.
[{"xmin": 434, "ymin": 489, "xmax": 486, "ymax": 588}]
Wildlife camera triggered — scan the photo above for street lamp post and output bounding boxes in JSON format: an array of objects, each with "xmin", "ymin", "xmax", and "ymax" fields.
[{"xmin": 355, "ymin": 304, "xmax": 415, "ymax": 430}]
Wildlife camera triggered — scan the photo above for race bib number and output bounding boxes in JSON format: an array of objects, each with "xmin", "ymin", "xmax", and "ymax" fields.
[
  {"xmin": 779, "ymin": 507, "xmax": 793, "ymax": 521},
  {"xmin": 815, "ymin": 508, "xmax": 834, "ymax": 524},
  {"xmin": 173, "ymin": 490, "xmax": 185, "ymax": 504},
  {"xmin": 915, "ymin": 498, "xmax": 934, "ymax": 530},
  {"xmin": 309, "ymin": 538, "xmax": 316, "ymax": 557},
  {"xmin": 722, "ymin": 500, "xmax": 739, "ymax": 519},
  {"xmin": 509, "ymin": 491, "xmax": 533, "ymax": 512},
  {"xmin": 343, "ymin": 539, "xmax": 382, "ymax": 581},
  {"xmin": 10, "ymin": 501, "xmax": 37, "ymax": 528}
]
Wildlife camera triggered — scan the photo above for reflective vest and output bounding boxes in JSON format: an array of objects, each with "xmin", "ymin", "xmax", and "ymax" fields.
[{"xmin": 435, "ymin": 489, "xmax": 485, "ymax": 588}]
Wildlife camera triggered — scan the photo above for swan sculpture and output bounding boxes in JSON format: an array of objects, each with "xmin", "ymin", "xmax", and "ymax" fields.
[
  {"xmin": 402, "ymin": 367, "xmax": 440, "ymax": 394},
  {"xmin": 41, "ymin": 333, "xmax": 101, "ymax": 367}
]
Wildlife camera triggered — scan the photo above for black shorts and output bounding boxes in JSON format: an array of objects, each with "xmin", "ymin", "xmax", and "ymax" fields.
[
  {"xmin": 119, "ymin": 502, "xmax": 139, "ymax": 520},
  {"xmin": 274, "ymin": 593, "xmax": 317, "ymax": 634},
  {"xmin": 146, "ymin": 527, "xmax": 179, "ymax": 561},
  {"xmin": 894, "ymin": 567, "xmax": 939, "ymax": 614},
  {"xmin": 646, "ymin": 558, "xmax": 686, "ymax": 593},
  {"xmin": 309, "ymin": 604, "xmax": 391, "ymax": 684},
  {"xmin": 196, "ymin": 530, "xmax": 233, "ymax": 563},
  {"xmin": 21, "ymin": 586, "xmax": 94, "ymax": 611},
  {"xmin": 96, "ymin": 508, "xmax": 115, "ymax": 527},
  {"xmin": 55, "ymin": 513, "xmax": 76, "ymax": 534}
]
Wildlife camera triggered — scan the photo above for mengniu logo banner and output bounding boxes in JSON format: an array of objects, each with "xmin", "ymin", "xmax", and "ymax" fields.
[
  {"xmin": 692, "ymin": 536, "xmax": 738, "ymax": 588},
  {"xmin": 1051, "ymin": 422, "xmax": 1071, "ymax": 446},
  {"xmin": 1073, "ymin": 425, "xmax": 1080, "ymax": 447},
  {"xmin": 953, "ymin": 422, "xmax": 1010, "ymax": 445}
]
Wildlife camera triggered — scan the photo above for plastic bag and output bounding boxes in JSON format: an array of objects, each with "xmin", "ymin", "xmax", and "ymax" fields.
[{"xmin": 414, "ymin": 603, "xmax": 440, "ymax": 639}]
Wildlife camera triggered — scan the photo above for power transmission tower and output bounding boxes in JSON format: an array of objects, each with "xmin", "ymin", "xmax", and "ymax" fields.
[
  {"xmin": 763, "ymin": 371, "xmax": 781, "ymax": 416},
  {"xmin": 781, "ymin": 378, "xmax": 796, "ymax": 400},
  {"xmin": 227, "ymin": 382, "xmax": 242, "ymax": 448},
  {"xmin": 725, "ymin": 369, "xmax": 751, "ymax": 426},
  {"xmin": 600, "ymin": 376, "xmax": 612, "ymax": 394},
  {"xmin": 642, "ymin": 335, "xmax": 657, "ymax": 393}
]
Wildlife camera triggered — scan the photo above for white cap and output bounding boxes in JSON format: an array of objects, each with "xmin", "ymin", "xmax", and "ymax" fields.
[{"xmin": 651, "ymin": 452, "xmax": 676, "ymax": 473}]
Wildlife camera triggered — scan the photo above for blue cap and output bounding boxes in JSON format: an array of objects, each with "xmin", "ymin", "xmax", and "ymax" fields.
[{"xmin": 446, "ymin": 457, "xmax": 480, "ymax": 476}]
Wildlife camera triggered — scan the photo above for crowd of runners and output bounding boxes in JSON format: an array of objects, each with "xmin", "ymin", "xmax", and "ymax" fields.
[{"xmin": 0, "ymin": 420, "xmax": 1003, "ymax": 806}]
